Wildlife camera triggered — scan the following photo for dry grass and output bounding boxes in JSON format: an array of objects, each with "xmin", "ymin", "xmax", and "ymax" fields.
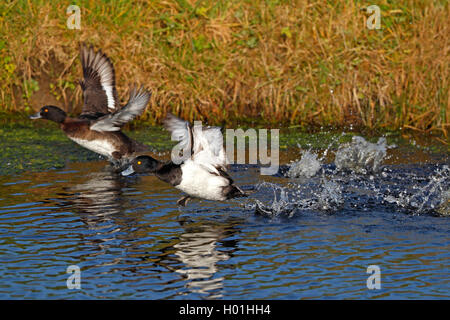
[{"xmin": 0, "ymin": 0, "xmax": 448, "ymax": 139}]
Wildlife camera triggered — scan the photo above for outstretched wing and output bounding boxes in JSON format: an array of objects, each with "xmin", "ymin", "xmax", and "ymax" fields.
[
  {"xmin": 90, "ymin": 86, "xmax": 150, "ymax": 132},
  {"xmin": 163, "ymin": 113, "xmax": 193, "ymax": 158},
  {"xmin": 79, "ymin": 44, "xmax": 119, "ymax": 118},
  {"xmin": 193, "ymin": 126, "xmax": 227, "ymax": 172},
  {"xmin": 163, "ymin": 113, "xmax": 227, "ymax": 170},
  {"xmin": 202, "ymin": 126, "xmax": 227, "ymax": 167}
]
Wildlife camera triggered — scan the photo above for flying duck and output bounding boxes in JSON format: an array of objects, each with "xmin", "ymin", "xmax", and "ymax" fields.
[
  {"xmin": 122, "ymin": 113, "xmax": 247, "ymax": 206},
  {"xmin": 30, "ymin": 44, "xmax": 151, "ymax": 169}
]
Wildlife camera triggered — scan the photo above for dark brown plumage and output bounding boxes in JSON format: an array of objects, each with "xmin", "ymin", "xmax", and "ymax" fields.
[{"xmin": 29, "ymin": 45, "xmax": 151, "ymax": 167}]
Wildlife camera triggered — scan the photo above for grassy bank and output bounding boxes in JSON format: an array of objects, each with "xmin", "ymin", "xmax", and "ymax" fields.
[{"xmin": 0, "ymin": 0, "xmax": 448, "ymax": 139}]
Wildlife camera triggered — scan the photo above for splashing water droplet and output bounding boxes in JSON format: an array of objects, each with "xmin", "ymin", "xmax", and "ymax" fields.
[
  {"xmin": 334, "ymin": 136, "xmax": 387, "ymax": 174},
  {"xmin": 287, "ymin": 150, "xmax": 322, "ymax": 178}
]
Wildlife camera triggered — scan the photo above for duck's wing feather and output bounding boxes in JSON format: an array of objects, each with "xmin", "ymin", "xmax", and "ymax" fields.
[
  {"xmin": 79, "ymin": 44, "xmax": 119, "ymax": 118},
  {"xmin": 202, "ymin": 126, "xmax": 227, "ymax": 166},
  {"xmin": 192, "ymin": 126, "xmax": 227, "ymax": 171},
  {"xmin": 163, "ymin": 113, "xmax": 193, "ymax": 156},
  {"xmin": 164, "ymin": 113, "xmax": 228, "ymax": 170},
  {"xmin": 89, "ymin": 86, "xmax": 150, "ymax": 132}
]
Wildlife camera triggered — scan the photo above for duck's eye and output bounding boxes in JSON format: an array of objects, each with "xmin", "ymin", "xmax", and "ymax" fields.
[
  {"xmin": 137, "ymin": 161, "xmax": 142, "ymax": 165},
  {"xmin": 44, "ymin": 109, "xmax": 48, "ymax": 113}
]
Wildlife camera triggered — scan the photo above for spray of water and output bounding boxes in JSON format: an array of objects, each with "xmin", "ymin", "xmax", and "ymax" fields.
[
  {"xmin": 334, "ymin": 136, "xmax": 387, "ymax": 174},
  {"xmin": 286, "ymin": 132, "xmax": 346, "ymax": 179},
  {"xmin": 246, "ymin": 182, "xmax": 297, "ymax": 217},
  {"xmin": 287, "ymin": 150, "xmax": 321, "ymax": 178},
  {"xmin": 437, "ymin": 190, "xmax": 449, "ymax": 216},
  {"xmin": 316, "ymin": 178, "xmax": 344, "ymax": 211},
  {"xmin": 248, "ymin": 134, "xmax": 448, "ymax": 218},
  {"xmin": 383, "ymin": 165, "xmax": 450, "ymax": 215}
]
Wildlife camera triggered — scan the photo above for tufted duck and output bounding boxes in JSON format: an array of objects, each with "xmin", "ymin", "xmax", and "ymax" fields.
[
  {"xmin": 122, "ymin": 114, "xmax": 247, "ymax": 206},
  {"xmin": 30, "ymin": 45, "xmax": 151, "ymax": 168}
]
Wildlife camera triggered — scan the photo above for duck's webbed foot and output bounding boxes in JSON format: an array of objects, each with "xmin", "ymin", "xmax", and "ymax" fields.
[{"xmin": 177, "ymin": 196, "xmax": 192, "ymax": 207}]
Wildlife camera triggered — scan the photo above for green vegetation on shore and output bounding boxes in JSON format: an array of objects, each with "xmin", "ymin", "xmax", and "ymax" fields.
[{"xmin": 0, "ymin": 0, "xmax": 448, "ymax": 141}]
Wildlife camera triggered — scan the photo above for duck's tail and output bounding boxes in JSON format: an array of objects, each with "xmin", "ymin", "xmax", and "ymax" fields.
[{"xmin": 225, "ymin": 185, "xmax": 248, "ymax": 200}]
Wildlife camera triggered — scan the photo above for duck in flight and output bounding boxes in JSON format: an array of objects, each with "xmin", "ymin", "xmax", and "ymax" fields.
[
  {"xmin": 30, "ymin": 44, "xmax": 151, "ymax": 169},
  {"xmin": 122, "ymin": 113, "xmax": 247, "ymax": 206}
]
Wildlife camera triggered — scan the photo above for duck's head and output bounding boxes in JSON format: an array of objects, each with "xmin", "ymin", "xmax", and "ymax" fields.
[
  {"xmin": 30, "ymin": 106, "xmax": 66, "ymax": 123},
  {"xmin": 121, "ymin": 156, "xmax": 159, "ymax": 176}
]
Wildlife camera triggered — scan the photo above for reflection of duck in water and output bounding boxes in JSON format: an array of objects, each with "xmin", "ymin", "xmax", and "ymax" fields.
[
  {"xmin": 171, "ymin": 218, "xmax": 240, "ymax": 299},
  {"xmin": 67, "ymin": 169, "xmax": 126, "ymax": 218},
  {"xmin": 56, "ymin": 167, "xmax": 138, "ymax": 265}
]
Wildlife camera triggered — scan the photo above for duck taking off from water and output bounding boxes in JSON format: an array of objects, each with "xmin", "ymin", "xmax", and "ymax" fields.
[
  {"xmin": 122, "ymin": 113, "xmax": 247, "ymax": 206},
  {"xmin": 30, "ymin": 44, "xmax": 151, "ymax": 169}
]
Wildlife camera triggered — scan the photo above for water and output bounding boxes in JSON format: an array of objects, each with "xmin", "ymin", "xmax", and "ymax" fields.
[
  {"xmin": 0, "ymin": 136, "xmax": 449, "ymax": 299},
  {"xmin": 334, "ymin": 136, "xmax": 387, "ymax": 174},
  {"xmin": 287, "ymin": 150, "xmax": 321, "ymax": 178}
]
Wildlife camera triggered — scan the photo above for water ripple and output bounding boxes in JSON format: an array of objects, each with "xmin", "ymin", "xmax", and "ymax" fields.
[{"xmin": 0, "ymin": 156, "xmax": 448, "ymax": 299}]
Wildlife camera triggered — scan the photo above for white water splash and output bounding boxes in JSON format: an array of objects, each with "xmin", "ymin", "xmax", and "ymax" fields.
[
  {"xmin": 251, "ymin": 182, "xmax": 297, "ymax": 217},
  {"xmin": 287, "ymin": 133, "xmax": 347, "ymax": 179},
  {"xmin": 335, "ymin": 136, "xmax": 387, "ymax": 174},
  {"xmin": 287, "ymin": 150, "xmax": 322, "ymax": 178},
  {"xmin": 316, "ymin": 179, "xmax": 344, "ymax": 211},
  {"xmin": 247, "ymin": 176, "xmax": 346, "ymax": 217},
  {"xmin": 250, "ymin": 134, "xmax": 447, "ymax": 218},
  {"xmin": 384, "ymin": 165, "xmax": 450, "ymax": 215},
  {"xmin": 437, "ymin": 189, "xmax": 450, "ymax": 216}
]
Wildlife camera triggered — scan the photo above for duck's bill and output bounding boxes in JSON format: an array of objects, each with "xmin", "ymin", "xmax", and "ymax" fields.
[
  {"xmin": 29, "ymin": 112, "xmax": 42, "ymax": 119},
  {"xmin": 121, "ymin": 165, "xmax": 135, "ymax": 176}
]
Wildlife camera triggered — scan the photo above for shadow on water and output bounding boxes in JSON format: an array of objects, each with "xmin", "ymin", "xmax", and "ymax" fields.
[{"xmin": 0, "ymin": 135, "xmax": 448, "ymax": 299}]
